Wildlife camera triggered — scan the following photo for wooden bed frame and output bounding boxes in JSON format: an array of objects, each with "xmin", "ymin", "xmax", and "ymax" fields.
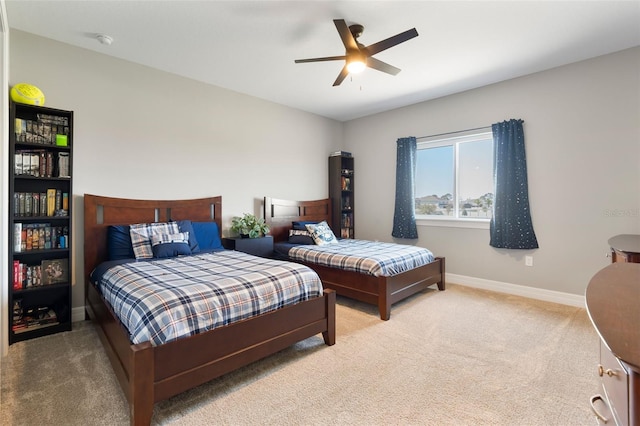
[
  {"xmin": 264, "ymin": 197, "xmax": 445, "ymax": 321},
  {"xmin": 83, "ymin": 194, "xmax": 336, "ymax": 426}
]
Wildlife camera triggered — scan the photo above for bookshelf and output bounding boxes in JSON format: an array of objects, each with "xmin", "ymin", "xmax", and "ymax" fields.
[
  {"xmin": 8, "ymin": 101, "xmax": 73, "ymax": 344},
  {"xmin": 329, "ymin": 153, "xmax": 354, "ymax": 238}
]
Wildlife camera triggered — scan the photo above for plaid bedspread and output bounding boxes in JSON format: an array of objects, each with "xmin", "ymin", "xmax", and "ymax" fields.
[
  {"xmin": 288, "ymin": 239, "xmax": 434, "ymax": 277},
  {"xmin": 96, "ymin": 251, "xmax": 323, "ymax": 345}
]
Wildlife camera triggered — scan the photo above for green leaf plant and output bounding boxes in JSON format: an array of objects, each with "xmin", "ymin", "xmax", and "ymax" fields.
[{"xmin": 230, "ymin": 213, "xmax": 270, "ymax": 238}]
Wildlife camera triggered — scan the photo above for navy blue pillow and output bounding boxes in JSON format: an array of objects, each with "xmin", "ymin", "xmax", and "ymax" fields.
[
  {"xmin": 192, "ymin": 221, "xmax": 223, "ymax": 250},
  {"xmin": 292, "ymin": 221, "xmax": 319, "ymax": 230},
  {"xmin": 108, "ymin": 225, "xmax": 135, "ymax": 260},
  {"xmin": 175, "ymin": 220, "xmax": 200, "ymax": 253},
  {"xmin": 289, "ymin": 235, "xmax": 315, "ymax": 245},
  {"xmin": 152, "ymin": 242, "xmax": 192, "ymax": 258}
]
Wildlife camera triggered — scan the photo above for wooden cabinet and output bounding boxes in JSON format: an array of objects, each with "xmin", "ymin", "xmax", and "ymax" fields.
[
  {"xmin": 609, "ymin": 234, "xmax": 640, "ymax": 263},
  {"xmin": 329, "ymin": 154, "xmax": 354, "ymax": 238},
  {"xmin": 223, "ymin": 236, "xmax": 274, "ymax": 258},
  {"xmin": 8, "ymin": 102, "xmax": 73, "ymax": 344},
  {"xmin": 586, "ymin": 263, "xmax": 640, "ymax": 425}
]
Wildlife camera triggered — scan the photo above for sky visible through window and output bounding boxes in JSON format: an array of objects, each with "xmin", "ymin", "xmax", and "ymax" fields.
[{"xmin": 416, "ymin": 139, "xmax": 493, "ymax": 201}]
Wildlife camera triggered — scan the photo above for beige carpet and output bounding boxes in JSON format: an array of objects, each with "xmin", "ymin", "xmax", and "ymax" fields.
[{"xmin": 1, "ymin": 284, "xmax": 600, "ymax": 425}]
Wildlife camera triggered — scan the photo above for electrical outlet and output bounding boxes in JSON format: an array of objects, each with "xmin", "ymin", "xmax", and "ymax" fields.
[{"xmin": 525, "ymin": 256, "xmax": 533, "ymax": 267}]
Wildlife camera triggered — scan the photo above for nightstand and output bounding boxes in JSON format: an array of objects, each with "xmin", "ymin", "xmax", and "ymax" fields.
[{"xmin": 222, "ymin": 236, "xmax": 274, "ymax": 258}]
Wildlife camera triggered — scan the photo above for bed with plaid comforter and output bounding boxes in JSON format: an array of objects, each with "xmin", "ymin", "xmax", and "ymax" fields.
[
  {"xmin": 287, "ymin": 239, "xmax": 434, "ymax": 277},
  {"xmin": 94, "ymin": 250, "xmax": 323, "ymax": 346}
]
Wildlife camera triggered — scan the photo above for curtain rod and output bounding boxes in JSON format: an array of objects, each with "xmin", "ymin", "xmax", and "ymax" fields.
[{"xmin": 416, "ymin": 125, "xmax": 492, "ymax": 141}]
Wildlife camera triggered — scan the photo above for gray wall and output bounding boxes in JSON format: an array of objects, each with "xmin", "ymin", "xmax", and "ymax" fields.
[
  {"xmin": 7, "ymin": 30, "xmax": 640, "ymax": 314},
  {"xmin": 344, "ymin": 47, "xmax": 640, "ymax": 297},
  {"xmin": 9, "ymin": 30, "xmax": 343, "ymax": 310}
]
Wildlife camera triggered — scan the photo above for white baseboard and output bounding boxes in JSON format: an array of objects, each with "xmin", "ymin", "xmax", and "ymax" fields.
[
  {"xmin": 72, "ymin": 306, "xmax": 86, "ymax": 323},
  {"xmin": 446, "ymin": 273, "xmax": 586, "ymax": 308}
]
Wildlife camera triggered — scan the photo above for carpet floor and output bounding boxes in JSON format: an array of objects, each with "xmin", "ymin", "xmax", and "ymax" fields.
[{"xmin": 1, "ymin": 283, "xmax": 600, "ymax": 425}]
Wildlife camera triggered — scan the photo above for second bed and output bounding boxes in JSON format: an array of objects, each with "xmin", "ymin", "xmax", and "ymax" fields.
[{"xmin": 264, "ymin": 197, "xmax": 445, "ymax": 320}]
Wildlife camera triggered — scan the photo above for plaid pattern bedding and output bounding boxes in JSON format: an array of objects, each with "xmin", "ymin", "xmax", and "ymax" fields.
[
  {"xmin": 95, "ymin": 251, "xmax": 323, "ymax": 345},
  {"xmin": 288, "ymin": 239, "xmax": 434, "ymax": 277}
]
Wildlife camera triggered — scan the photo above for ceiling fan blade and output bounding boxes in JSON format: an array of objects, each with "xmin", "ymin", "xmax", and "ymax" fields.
[
  {"xmin": 334, "ymin": 19, "xmax": 358, "ymax": 51},
  {"xmin": 364, "ymin": 28, "xmax": 418, "ymax": 56},
  {"xmin": 295, "ymin": 55, "xmax": 347, "ymax": 63},
  {"xmin": 333, "ymin": 65, "xmax": 349, "ymax": 86},
  {"xmin": 366, "ymin": 57, "xmax": 401, "ymax": 75}
]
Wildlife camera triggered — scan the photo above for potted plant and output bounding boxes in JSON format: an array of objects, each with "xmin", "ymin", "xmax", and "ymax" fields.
[{"xmin": 231, "ymin": 213, "xmax": 270, "ymax": 238}]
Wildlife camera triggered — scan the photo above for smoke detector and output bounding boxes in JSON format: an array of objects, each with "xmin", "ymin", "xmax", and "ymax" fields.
[{"xmin": 96, "ymin": 34, "xmax": 113, "ymax": 46}]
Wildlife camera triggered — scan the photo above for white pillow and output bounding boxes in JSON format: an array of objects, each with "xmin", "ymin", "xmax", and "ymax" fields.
[{"xmin": 305, "ymin": 221, "xmax": 338, "ymax": 245}]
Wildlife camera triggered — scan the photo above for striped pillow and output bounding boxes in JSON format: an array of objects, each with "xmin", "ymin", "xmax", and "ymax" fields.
[{"xmin": 129, "ymin": 222, "xmax": 180, "ymax": 259}]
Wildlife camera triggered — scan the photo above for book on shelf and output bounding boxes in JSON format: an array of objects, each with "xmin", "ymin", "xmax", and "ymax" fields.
[
  {"xmin": 41, "ymin": 258, "xmax": 69, "ymax": 286},
  {"xmin": 30, "ymin": 152, "xmax": 40, "ymax": 177},
  {"xmin": 13, "ymin": 223, "xmax": 66, "ymax": 252},
  {"xmin": 32, "ymin": 193, "xmax": 40, "ymax": 217},
  {"xmin": 13, "ymin": 261, "xmax": 55, "ymax": 289},
  {"xmin": 57, "ymin": 152, "xmax": 70, "ymax": 178},
  {"xmin": 14, "ymin": 223, "xmax": 22, "ymax": 252},
  {"xmin": 22, "ymin": 152, "xmax": 30, "ymax": 175},
  {"xmin": 13, "ymin": 306, "xmax": 59, "ymax": 333},
  {"xmin": 38, "ymin": 225, "xmax": 45, "ymax": 250},
  {"xmin": 44, "ymin": 226, "xmax": 52, "ymax": 249},
  {"xmin": 13, "ymin": 260, "xmax": 21, "ymax": 290},
  {"xmin": 15, "ymin": 118, "xmax": 25, "ymax": 141},
  {"xmin": 39, "ymin": 151, "xmax": 46, "ymax": 177},
  {"xmin": 46, "ymin": 152, "xmax": 54, "ymax": 177},
  {"xmin": 40, "ymin": 192, "xmax": 47, "ymax": 216},
  {"xmin": 20, "ymin": 226, "xmax": 26, "ymax": 252},
  {"xmin": 55, "ymin": 189, "xmax": 62, "ymax": 211},
  {"xmin": 18, "ymin": 193, "xmax": 25, "ymax": 216},
  {"xmin": 14, "ymin": 153, "xmax": 23, "ymax": 175},
  {"xmin": 25, "ymin": 225, "xmax": 33, "ymax": 250},
  {"xmin": 25, "ymin": 263, "xmax": 42, "ymax": 288},
  {"xmin": 12, "ymin": 299, "xmax": 22, "ymax": 322},
  {"xmin": 330, "ymin": 150, "xmax": 352, "ymax": 157},
  {"xmin": 15, "ymin": 150, "xmax": 57, "ymax": 177},
  {"xmin": 341, "ymin": 176, "xmax": 351, "ymax": 191},
  {"xmin": 24, "ymin": 193, "xmax": 32, "ymax": 216},
  {"xmin": 47, "ymin": 188, "xmax": 56, "ymax": 216},
  {"xmin": 14, "ymin": 115, "xmax": 68, "ymax": 146}
]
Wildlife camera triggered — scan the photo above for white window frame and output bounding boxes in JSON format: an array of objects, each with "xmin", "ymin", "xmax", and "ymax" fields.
[{"xmin": 415, "ymin": 130, "xmax": 493, "ymax": 229}]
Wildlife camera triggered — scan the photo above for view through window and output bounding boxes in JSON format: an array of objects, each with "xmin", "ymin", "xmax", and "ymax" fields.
[{"xmin": 415, "ymin": 131, "xmax": 494, "ymax": 220}]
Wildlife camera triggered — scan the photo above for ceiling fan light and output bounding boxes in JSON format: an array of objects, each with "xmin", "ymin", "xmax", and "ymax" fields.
[{"xmin": 347, "ymin": 59, "xmax": 366, "ymax": 74}]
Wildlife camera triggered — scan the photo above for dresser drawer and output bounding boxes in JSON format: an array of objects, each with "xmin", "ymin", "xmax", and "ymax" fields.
[
  {"xmin": 612, "ymin": 249, "xmax": 640, "ymax": 263},
  {"xmin": 601, "ymin": 341, "xmax": 629, "ymax": 426}
]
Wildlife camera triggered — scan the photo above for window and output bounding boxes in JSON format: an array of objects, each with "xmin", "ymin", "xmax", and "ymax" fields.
[{"xmin": 415, "ymin": 130, "xmax": 494, "ymax": 223}]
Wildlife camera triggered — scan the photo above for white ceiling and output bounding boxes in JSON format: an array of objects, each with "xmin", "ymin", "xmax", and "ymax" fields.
[{"xmin": 5, "ymin": 1, "xmax": 640, "ymax": 122}]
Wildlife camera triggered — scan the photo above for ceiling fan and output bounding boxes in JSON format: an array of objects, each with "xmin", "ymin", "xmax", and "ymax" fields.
[{"xmin": 294, "ymin": 19, "xmax": 419, "ymax": 87}]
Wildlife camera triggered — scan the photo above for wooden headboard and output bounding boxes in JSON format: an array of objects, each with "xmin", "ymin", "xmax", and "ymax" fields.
[
  {"xmin": 263, "ymin": 197, "xmax": 331, "ymax": 242},
  {"xmin": 83, "ymin": 194, "xmax": 222, "ymax": 284}
]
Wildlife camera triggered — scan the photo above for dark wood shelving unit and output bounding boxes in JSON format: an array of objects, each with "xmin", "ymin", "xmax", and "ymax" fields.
[
  {"xmin": 328, "ymin": 154, "xmax": 354, "ymax": 239},
  {"xmin": 8, "ymin": 101, "xmax": 73, "ymax": 344}
]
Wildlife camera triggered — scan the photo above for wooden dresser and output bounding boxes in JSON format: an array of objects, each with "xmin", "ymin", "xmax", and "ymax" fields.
[
  {"xmin": 609, "ymin": 234, "xmax": 640, "ymax": 263},
  {"xmin": 586, "ymin": 263, "xmax": 640, "ymax": 425}
]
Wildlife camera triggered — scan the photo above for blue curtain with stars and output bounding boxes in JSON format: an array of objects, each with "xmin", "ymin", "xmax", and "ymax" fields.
[
  {"xmin": 490, "ymin": 119, "xmax": 539, "ymax": 249},
  {"xmin": 392, "ymin": 137, "xmax": 419, "ymax": 239}
]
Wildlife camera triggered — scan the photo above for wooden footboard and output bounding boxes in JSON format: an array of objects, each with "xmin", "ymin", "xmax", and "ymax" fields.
[
  {"xmin": 300, "ymin": 257, "xmax": 444, "ymax": 320},
  {"xmin": 86, "ymin": 282, "xmax": 335, "ymax": 425}
]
